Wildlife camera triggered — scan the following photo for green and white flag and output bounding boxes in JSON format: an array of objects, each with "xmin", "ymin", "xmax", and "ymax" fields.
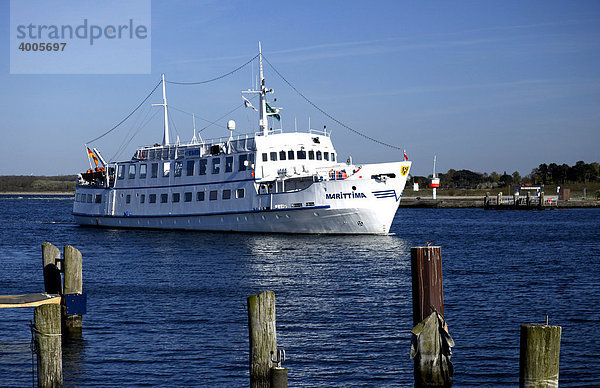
[{"xmin": 266, "ymin": 103, "xmax": 280, "ymax": 121}]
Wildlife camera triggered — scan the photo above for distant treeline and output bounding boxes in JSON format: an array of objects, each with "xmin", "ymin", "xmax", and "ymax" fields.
[
  {"xmin": 0, "ymin": 175, "xmax": 77, "ymax": 192},
  {"xmin": 413, "ymin": 161, "xmax": 600, "ymax": 189}
]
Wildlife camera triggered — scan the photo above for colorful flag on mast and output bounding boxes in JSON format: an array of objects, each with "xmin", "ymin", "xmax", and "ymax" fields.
[
  {"xmin": 242, "ymin": 96, "xmax": 258, "ymax": 112},
  {"xmin": 403, "ymin": 150, "xmax": 408, "ymax": 161},
  {"xmin": 87, "ymin": 147, "xmax": 99, "ymax": 167},
  {"xmin": 266, "ymin": 103, "xmax": 280, "ymax": 121}
]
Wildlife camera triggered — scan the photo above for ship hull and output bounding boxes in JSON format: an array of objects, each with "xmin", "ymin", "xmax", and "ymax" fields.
[{"xmin": 74, "ymin": 205, "xmax": 396, "ymax": 234}]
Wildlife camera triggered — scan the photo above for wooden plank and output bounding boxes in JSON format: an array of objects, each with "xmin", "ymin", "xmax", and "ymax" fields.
[{"xmin": 0, "ymin": 293, "xmax": 61, "ymax": 308}]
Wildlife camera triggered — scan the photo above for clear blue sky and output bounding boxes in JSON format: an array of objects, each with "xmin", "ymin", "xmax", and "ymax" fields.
[{"xmin": 1, "ymin": 0, "xmax": 599, "ymax": 177}]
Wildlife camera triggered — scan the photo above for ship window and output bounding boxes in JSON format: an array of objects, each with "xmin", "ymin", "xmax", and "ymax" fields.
[
  {"xmin": 279, "ymin": 151, "xmax": 286, "ymax": 161},
  {"xmin": 199, "ymin": 159, "xmax": 207, "ymax": 175},
  {"xmin": 236, "ymin": 188, "xmax": 245, "ymax": 198},
  {"xmin": 151, "ymin": 163, "xmax": 158, "ymax": 178},
  {"xmin": 128, "ymin": 165, "xmax": 136, "ymax": 179},
  {"xmin": 162, "ymin": 148, "xmax": 169, "ymax": 160},
  {"xmin": 184, "ymin": 192, "xmax": 192, "ymax": 202},
  {"xmin": 212, "ymin": 157, "xmax": 221, "ymax": 174},
  {"xmin": 316, "ymin": 151, "xmax": 322, "ymax": 160},
  {"xmin": 169, "ymin": 148, "xmax": 176, "ymax": 159},
  {"xmin": 308, "ymin": 151, "xmax": 315, "ymax": 160},
  {"xmin": 160, "ymin": 193, "xmax": 168, "ymax": 203},
  {"xmin": 269, "ymin": 152, "xmax": 277, "ymax": 161},
  {"xmin": 197, "ymin": 191, "xmax": 205, "ymax": 201},
  {"xmin": 324, "ymin": 152, "xmax": 329, "ymax": 161},
  {"xmin": 225, "ymin": 156, "xmax": 233, "ymax": 173},
  {"xmin": 222, "ymin": 189, "xmax": 231, "ymax": 200},
  {"xmin": 172, "ymin": 193, "xmax": 180, "ymax": 203},
  {"xmin": 288, "ymin": 150, "xmax": 295, "ymax": 160},
  {"xmin": 174, "ymin": 161, "xmax": 183, "ymax": 177},
  {"xmin": 297, "ymin": 150, "xmax": 306, "ymax": 159},
  {"xmin": 87, "ymin": 194, "xmax": 92, "ymax": 203},
  {"xmin": 186, "ymin": 160, "xmax": 195, "ymax": 176},
  {"xmin": 149, "ymin": 194, "xmax": 156, "ymax": 203},
  {"xmin": 148, "ymin": 149, "xmax": 155, "ymax": 160},
  {"xmin": 239, "ymin": 154, "xmax": 248, "ymax": 171},
  {"xmin": 95, "ymin": 194, "xmax": 102, "ymax": 203},
  {"xmin": 117, "ymin": 165, "xmax": 125, "ymax": 179},
  {"xmin": 262, "ymin": 153, "xmax": 268, "ymax": 162},
  {"xmin": 331, "ymin": 153, "xmax": 336, "ymax": 162},
  {"xmin": 163, "ymin": 162, "xmax": 170, "ymax": 177},
  {"xmin": 209, "ymin": 190, "xmax": 218, "ymax": 201},
  {"xmin": 126, "ymin": 194, "xmax": 131, "ymax": 204},
  {"xmin": 140, "ymin": 164, "xmax": 147, "ymax": 179},
  {"xmin": 140, "ymin": 194, "xmax": 145, "ymax": 204}
]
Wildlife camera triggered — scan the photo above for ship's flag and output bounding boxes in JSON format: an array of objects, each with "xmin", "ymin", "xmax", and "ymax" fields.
[
  {"xmin": 266, "ymin": 103, "xmax": 280, "ymax": 121},
  {"xmin": 403, "ymin": 150, "xmax": 408, "ymax": 161},
  {"xmin": 87, "ymin": 147, "xmax": 99, "ymax": 167},
  {"xmin": 242, "ymin": 96, "xmax": 257, "ymax": 112}
]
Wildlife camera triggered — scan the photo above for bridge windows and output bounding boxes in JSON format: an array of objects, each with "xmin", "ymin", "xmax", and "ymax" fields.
[
  {"xmin": 279, "ymin": 151, "xmax": 286, "ymax": 160},
  {"xmin": 184, "ymin": 192, "xmax": 192, "ymax": 202},
  {"xmin": 174, "ymin": 161, "xmax": 183, "ymax": 177},
  {"xmin": 117, "ymin": 165, "xmax": 125, "ymax": 180},
  {"xmin": 160, "ymin": 193, "xmax": 168, "ymax": 203},
  {"xmin": 140, "ymin": 164, "xmax": 147, "ymax": 179},
  {"xmin": 297, "ymin": 150, "xmax": 306, "ymax": 159},
  {"xmin": 316, "ymin": 151, "xmax": 322, "ymax": 160},
  {"xmin": 288, "ymin": 150, "xmax": 295, "ymax": 160},
  {"xmin": 209, "ymin": 190, "xmax": 218, "ymax": 201},
  {"xmin": 308, "ymin": 150, "xmax": 315, "ymax": 160},
  {"xmin": 197, "ymin": 191, "xmax": 205, "ymax": 201},
  {"xmin": 270, "ymin": 152, "xmax": 277, "ymax": 161},
  {"xmin": 128, "ymin": 165, "xmax": 136, "ymax": 179},
  {"xmin": 212, "ymin": 157, "xmax": 221, "ymax": 174},
  {"xmin": 236, "ymin": 188, "xmax": 245, "ymax": 198},
  {"xmin": 225, "ymin": 156, "xmax": 234, "ymax": 173},
  {"xmin": 172, "ymin": 193, "xmax": 180, "ymax": 203},
  {"xmin": 199, "ymin": 159, "xmax": 207, "ymax": 175},
  {"xmin": 186, "ymin": 160, "xmax": 195, "ymax": 176},
  {"xmin": 151, "ymin": 163, "xmax": 158, "ymax": 178}
]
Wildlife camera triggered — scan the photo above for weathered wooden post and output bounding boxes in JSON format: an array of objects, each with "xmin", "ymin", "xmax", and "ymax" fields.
[
  {"xmin": 63, "ymin": 245, "xmax": 84, "ymax": 333},
  {"xmin": 42, "ymin": 242, "xmax": 62, "ymax": 295},
  {"xmin": 519, "ymin": 322, "xmax": 561, "ymax": 387},
  {"xmin": 539, "ymin": 192, "xmax": 545, "ymax": 209},
  {"xmin": 410, "ymin": 246, "xmax": 453, "ymax": 387},
  {"xmin": 497, "ymin": 192, "xmax": 503, "ymax": 207},
  {"xmin": 33, "ymin": 303, "xmax": 62, "ymax": 387},
  {"xmin": 248, "ymin": 290, "xmax": 278, "ymax": 388},
  {"xmin": 484, "ymin": 192, "xmax": 489, "ymax": 207},
  {"xmin": 526, "ymin": 192, "xmax": 531, "ymax": 207}
]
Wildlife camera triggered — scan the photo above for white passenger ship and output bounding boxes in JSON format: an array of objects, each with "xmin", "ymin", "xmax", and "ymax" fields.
[{"xmin": 73, "ymin": 46, "xmax": 411, "ymax": 234}]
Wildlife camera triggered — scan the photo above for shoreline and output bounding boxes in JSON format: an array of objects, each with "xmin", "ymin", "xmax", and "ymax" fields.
[
  {"xmin": 0, "ymin": 192, "xmax": 73, "ymax": 196},
  {"xmin": 399, "ymin": 196, "xmax": 600, "ymax": 208}
]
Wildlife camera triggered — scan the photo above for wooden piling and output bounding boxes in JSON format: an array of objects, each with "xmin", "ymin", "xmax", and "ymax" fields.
[
  {"xmin": 270, "ymin": 367, "xmax": 288, "ymax": 388},
  {"xmin": 411, "ymin": 246, "xmax": 444, "ymax": 326},
  {"xmin": 410, "ymin": 246, "xmax": 453, "ymax": 387},
  {"xmin": 63, "ymin": 245, "xmax": 83, "ymax": 332},
  {"xmin": 33, "ymin": 303, "xmax": 62, "ymax": 388},
  {"xmin": 42, "ymin": 243, "xmax": 62, "ymax": 295},
  {"xmin": 519, "ymin": 324, "xmax": 561, "ymax": 388},
  {"xmin": 247, "ymin": 290, "xmax": 277, "ymax": 388}
]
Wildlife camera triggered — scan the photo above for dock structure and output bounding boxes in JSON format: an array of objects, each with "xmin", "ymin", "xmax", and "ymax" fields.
[{"xmin": 484, "ymin": 190, "xmax": 556, "ymax": 210}]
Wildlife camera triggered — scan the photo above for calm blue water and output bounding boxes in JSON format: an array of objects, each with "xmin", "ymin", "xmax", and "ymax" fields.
[{"xmin": 0, "ymin": 195, "xmax": 599, "ymax": 387}]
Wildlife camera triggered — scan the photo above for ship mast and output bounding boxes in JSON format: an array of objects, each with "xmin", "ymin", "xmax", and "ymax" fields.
[
  {"xmin": 153, "ymin": 73, "xmax": 170, "ymax": 145},
  {"xmin": 258, "ymin": 42, "xmax": 268, "ymax": 136}
]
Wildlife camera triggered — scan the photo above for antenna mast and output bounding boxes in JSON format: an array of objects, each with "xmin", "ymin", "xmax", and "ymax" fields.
[{"xmin": 152, "ymin": 74, "xmax": 170, "ymax": 145}]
